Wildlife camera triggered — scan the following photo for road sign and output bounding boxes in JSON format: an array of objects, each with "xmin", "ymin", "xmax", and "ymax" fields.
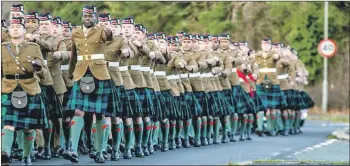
[{"xmin": 318, "ymin": 39, "xmax": 337, "ymax": 58}]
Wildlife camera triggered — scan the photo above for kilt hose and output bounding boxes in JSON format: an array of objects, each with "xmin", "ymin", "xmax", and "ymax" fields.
[
  {"xmin": 2, "ymin": 86, "xmax": 48, "ymax": 129},
  {"xmin": 41, "ymin": 85, "xmax": 63, "ymax": 119},
  {"xmin": 184, "ymin": 92, "xmax": 202, "ymax": 117},
  {"xmin": 134, "ymin": 88, "xmax": 155, "ymax": 117},
  {"xmin": 65, "ymin": 73, "xmax": 121, "ymax": 117},
  {"xmin": 300, "ymin": 91, "xmax": 315, "ymax": 109},
  {"xmin": 231, "ymin": 85, "xmax": 254, "ymax": 114},
  {"xmin": 256, "ymin": 85, "xmax": 287, "ymax": 110}
]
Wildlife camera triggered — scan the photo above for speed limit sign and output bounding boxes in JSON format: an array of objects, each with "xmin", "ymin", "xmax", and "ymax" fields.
[{"xmin": 318, "ymin": 39, "xmax": 337, "ymax": 58}]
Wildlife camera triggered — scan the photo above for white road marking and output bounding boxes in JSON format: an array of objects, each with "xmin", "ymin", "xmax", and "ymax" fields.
[{"xmin": 313, "ymin": 144, "xmax": 323, "ymax": 148}]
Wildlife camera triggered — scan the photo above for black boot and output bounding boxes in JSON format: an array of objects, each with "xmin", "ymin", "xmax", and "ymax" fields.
[
  {"xmin": 14, "ymin": 149, "xmax": 23, "ymax": 160},
  {"xmin": 102, "ymin": 150, "xmax": 108, "ymax": 160},
  {"xmin": 78, "ymin": 139, "xmax": 89, "ymax": 155},
  {"xmin": 1, "ymin": 151, "xmax": 11, "ymax": 165},
  {"xmin": 148, "ymin": 142, "xmax": 154, "ymax": 154},
  {"xmin": 183, "ymin": 139, "xmax": 190, "ymax": 148},
  {"xmin": 35, "ymin": 146, "xmax": 43, "ymax": 159},
  {"xmin": 135, "ymin": 146, "xmax": 144, "ymax": 158},
  {"xmin": 52, "ymin": 146, "xmax": 64, "ymax": 158},
  {"xmin": 229, "ymin": 134, "xmax": 237, "ymax": 142},
  {"xmin": 111, "ymin": 149, "xmax": 120, "ymax": 161},
  {"xmin": 201, "ymin": 137, "xmax": 208, "ymax": 146},
  {"xmin": 62, "ymin": 150, "xmax": 79, "ymax": 163},
  {"xmin": 221, "ymin": 134, "xmax": 229, "ymax": 143},
  {"xmin": 169, "ymin": 139, "xmax": 176, "ymax": 150},
  {"xmin": 94, "ymin": 152, "xmax": 105, "ymax": 163},
  {"xmin": 161, "ymin": 142, "xmax": 169, "ymax": 152},
  {"xmin": 88, "ymin": 146, "xmax": 97, "ymax": 159},
  {"xmin": 281, "ymin": 129, "xmax": 289, "ymax": 136},
  {"xmin": 123, "ymin": 149, "xmax": 132, "ymax": 159},
  {"xmin": 207, "ymin": 134, "xmax": 213, "ymax": 145},
  {"xmin": 194, "ymin": 139, "xmax": 201, "ymax": 147},
  {"xmin": 30, "ymin": 151, "xmax": 36, "ymax": 162},
  {"xmin": 289, "ymin": 129, "xmax": 295, "ymax": 135},
  {"xmin": 22, "ymin": 156, "xmax": 32, "ymax": 166},
  {"xmin": 41, "ymin": 147, "xmax": 51, "ymax": 160},
  {"xmin": 142, "ymin": 146, "xmax": 150, "ymax": 156},
  {"xmin": 175, "ymin": 137, "xmax": 182, "ymax": 149}
]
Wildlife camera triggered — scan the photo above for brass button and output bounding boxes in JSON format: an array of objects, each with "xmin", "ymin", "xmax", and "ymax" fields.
[
  {"xmin": 85, "ymin": 44, "xmax": 87, "ymax": 46},
  {"xmin": 85, "ymin": 50, "xmax": 88, "ymax": 52},
  {"xmin": 16, "ymin": 57, "xmax": 19, "ymax": 59},
  {"xmin": 17, "ymin": 67, "xmax": 19, "ymax": 69},
  {"xmin": 85, "ymin": 38, "xmax": 87, "ymax": 41}
]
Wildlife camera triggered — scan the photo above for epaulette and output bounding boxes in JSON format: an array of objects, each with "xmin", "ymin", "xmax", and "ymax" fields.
[{"xmin": 27, "ymin": 41, "xmax": 40, "ymax": 47}]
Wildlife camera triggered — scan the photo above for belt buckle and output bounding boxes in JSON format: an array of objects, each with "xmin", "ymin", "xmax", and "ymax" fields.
[
  {"xmin": 15, "ymin": 74, "xmax": 20, "ymax": 80},
  {"xmin": 84, "ymin": 55, "xmax": 91, "ymax": 60}
]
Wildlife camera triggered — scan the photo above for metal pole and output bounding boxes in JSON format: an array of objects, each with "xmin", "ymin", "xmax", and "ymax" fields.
[{"xmin": 322, "ymin": 1, "xmax": 328, "ymax": 113}]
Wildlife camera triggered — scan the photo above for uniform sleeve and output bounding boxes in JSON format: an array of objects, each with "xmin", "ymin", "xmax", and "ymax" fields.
[
  {"xmin": 139, "ymin": 44, "xmax": 151, "ymax": 57},
  {"xmin": 288, "ymin": 61, "xmax": 296, "ymax": 82},
  {"xmin": 35, "ymin": 36, "xmax": 57, "ymax": 52},
  {"xmin": 197, "ymin": 52, "xmax": 208, "ymax": 69},
  {"xmin": 155, "ymin": 51, "xmax": 166, "ymax": 64},
  {"xmin": 120, "ymin": 37, "xmax": 129, "ymax": 52},
  {"xmin": 68, "ymin": 41, "xmax": 78, "ymax": 78},
  {"xmin": 58, "ymin": 41, "xmax": 70, "ymax": 64},
  {"xmin": 188, "ymin": 58, "xmax": 198, "ymax": 73},
  {"xmin": 128, "ymin": 41, "xmax": 138, "ymax": 59},
  {"xmin": 166, "ymin": 55, "xmax": 176, "ymax": 72},
  {"xmin": 34, "ymin": 46, "xmax": 49, "ymax": 79},
  {"xmin": 101, "ymin": 28, "xmax": 113, "ymax": 42}
]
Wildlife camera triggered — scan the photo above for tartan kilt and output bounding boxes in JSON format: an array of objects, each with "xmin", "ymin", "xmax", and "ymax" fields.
[
  {"xmin": 291, "ymin": 90, "xmax": 306, "ymax": 110},
  {"xmin": 160, "ymin": 90, "xmax": 179, "ymax": 120},
  {"xmin": 300, "ymin": 91, "xmax": 315, "ymax": 109},
  {"xmin": 41, "ymin": 85, "xmax": 63, "ymax": 119},
  {"xmin": 218, "ymin": 90, "xmax": 235, "ymax": 116},
  {"xmin": 134, "ymin": 88, "xmax": 155, "ymax": 117},
  {"xmin": 247, "ymin": 91, "xmax": 266, "ymax": 113},
  {"xmin": 124, "ymin": 89, "xmax": 143, "ymax": 117},
  {"xmin": 194, "ymin": 91, "xmax": 213, "ymax": 116},
  {"xmin": 2, "ymin": 89, "xmax": 48, "ymax": 129},
  {"xmin": 184, "ymin": 92, "xmax": 202, "ymax": 117},
  {"xmin": 282, "ymin": 90, "xmax": 297, "ymax": 110},
  {"xmin": 178, "ymin": 95, "xmax": 192, "ymax": 120},
  {"xmin": 65, "ymin": 73, "xmax": 120, "ymax": 117},
  {"xmin": 231, "ymin": 86, "xmax": 254, "ymax": 114},
  {"xmin": 256, "ymin": 85, "xmax": 287, "ymax": 109},
  {"xmin": 151, "ymin": 90, "xmax": 162, "ymax": 120},
  {"xmin": 209, "ymin": 92, "xmax": 221, "ymax": 116}
]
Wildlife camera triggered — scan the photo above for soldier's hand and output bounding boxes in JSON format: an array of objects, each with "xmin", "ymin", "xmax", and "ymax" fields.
[
  {"xmin": 33, "ymin": 34, "xmax": 40, "ymax": 39},
  {"xmin": 68, "ymin": 74, "xmax": 74, "ymax": 80},
  {"xmin": 53, "ymin": 51, "xmax": 63, "ymax": 60},
  {"xmin": 149, "ymin": 51, "xmax": 156, "ymax": 59},
  {"xmin": 220, "ymin": 71, "xmax": 227, "ymax": 78},
  {"xmin": 104, "ymin": 27, "xmax": 112, "ymax": 36},
  {"xmin": 178, "ymin": 61, "xmax": 185, "ymax": 68},
  {"xmin": 26, "ymin": 34, "xmax": 35, "ymax": 41},
  {"xmin": 303, "ymin": 80, "xmax": 308, "ymax": 85},
  {"xmin": 121, "ymin": 49, "xmax": 130, "ymax": 57},
  {"xmin": 241, "ymin": 63, "xmax": 247, "ymax": 70},
  {"xmin": 185, "ymin": 65, "xmax": 193, "ymax": 72},
  {"xmin": 132, "ymin": 40, "xmax": 143, "ymax": 47},
  {"xmin": 161, "ymin": 47, "xmax": 167, "ymax": 55},
  {"xmin": 290, "ymin": 81, "xmax": 295, "ymax": 86},
  {"xmin": 273, "ymin": 53, "xmax": 280, "ymax": 60},
  {"xmin": 31, "ymin": 60, "xmax": 42, "ymax": 71}
]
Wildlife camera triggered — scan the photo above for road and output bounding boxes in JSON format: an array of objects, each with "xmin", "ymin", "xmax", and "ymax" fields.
[{"xmin": 10, "ymin": 120, "xmax": 349, "ymax": 165}]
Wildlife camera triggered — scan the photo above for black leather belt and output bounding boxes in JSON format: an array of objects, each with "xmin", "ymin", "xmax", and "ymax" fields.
[{"xmin": 5, "ymin": 73, "xmax": 34, "ymax": 80}]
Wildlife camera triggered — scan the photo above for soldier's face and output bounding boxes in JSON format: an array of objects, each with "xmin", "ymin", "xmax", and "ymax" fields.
[
  {"xmin": 39, "ymin": 20, "xmax": 53, "ymax": 35},
  {"xmin": 62, "ymin": 28, "xmax": 71, "ymax": 37},
  {"xmin": 8, "ymin": 23, "xmax": 26, "ymax": 38},
  {"xmin": 211, "ymin": 40, "xmax": 219, "ymax": 50},
  {"xmin": 9, "ymin": 12, "xmax": 25, "ymax": 20},
  {"xmin": 52, "ymin": 24, "xmax": 63, "ymax": 36},
  {"xmin": 261, "ymin": 42, "xmax": 271, "ymax": 52},
  {"xmin": 181, "ymin": 39, "xmax": 192, "ymax": 51},
  {"xmin": 121, "ymin": 24, "xmax": 134, "ymax": 37},
  {"xmin": 82, "ymin": 13, "xmax": 96, "ymax": 28},
  {"xmin": 219, "ymin": 39, "xmax": 229, "ymax": 50},
  {"xmin": 26, "ymin": 19, "xmax": 39, "ymax": 30},
  {"xmin": 167, "ymin": 43, "xmax": 173, "ymax": 52},
  {"xmin": 113, "ymin": 25, "xmax": 122, "ymax": 37},
  {"xmin": 203, "ymin": 40, "xmax": 211, "ymax": 50},
  {"xmin": 133, "ymin": 30, "xmax": 144, "ymax": 41},
  {"xmin": 198, "ymin": 41, "xmax": 205, "ymax": 51},
  {"xmin": 158, "ymin": 39, "xmax": 167, "ymax": 49}
]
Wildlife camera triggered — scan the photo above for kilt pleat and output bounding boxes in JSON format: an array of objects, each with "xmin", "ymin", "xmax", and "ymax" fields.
[
  {"xmin": 41, "ymin": 85, "xmax": 63, "ymax": 119},
  {"xmin": 184, "ymin": 92, "xmax": 202, "ymax": 117},
  {"xmin": 256, "ymin": 85, "xmax": 286, "ymax": 109},
  {"xmin": 65, "ymin": 73, "xmax": 120, "ymax": 116},
  {"xmin": 194, "ymin": 91, "xmax": 211, "ymax": 116},
  {"xmin": 160, "ymin": 90, "xmax": 178, "ymax": 120},
  {"xmin": 218, "ymin": 90, "xmax": 235, "ymax": 116},
  {"xmin": 232, "ymin": 86, "xmax": 254, "ymax": 114},
  {"xmin": 247, "ymin": 91, "xmax": 266, "ymax": 113},
  {"xmin": 291, "ymin": 90, "xmax": 305, "ymax": 110},
  {"xmin": 124, "ymin": 89, "xmax": 142, "ymax": 117},
  {"xmin": 2, "ymin": 89, "xmax": 48, "ymax": 129},
  {"xmin": 152, "ymin": 91, "xmax": 163, "ymax": 120},
  {"xmin": 300, "ymin": 91, "xmax": 315, "ymax": 109},
  {"xmin": 282, "ymin": 90, "xmax": 296, "ymax": 110},
  {"xmin": 62, "ymin": 86, "xmax": 72, "ymax": 108},
  {"xmin": 134, "ymin": 88, "xmax": 155, "ymax": 117},
  {"xmin": 180, "ymin": 95, "xmax": 192, "ymax": 119}
]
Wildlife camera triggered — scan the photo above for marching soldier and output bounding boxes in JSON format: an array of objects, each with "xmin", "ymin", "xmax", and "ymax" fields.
[
  {"xmin": 98, "ymin": 13, "xmax": 130, "ymax": 161},
  {"xmin": 121, "ymin": 17, "xmax": 152, "ymax": 158},
  {"xmin": 1, "ymin": 17, "xmax": 50, "ymax": 165},
  {"xmin": 63, "ymin": 5, "xmax": 119, "ymax": 163},
  {"xmin": 2, "ymin": 4, "xmax": 26, "ymax": 43},
  {"xmin": 255, "ymin": 38, "xmax": 287, "ymax": 136}
]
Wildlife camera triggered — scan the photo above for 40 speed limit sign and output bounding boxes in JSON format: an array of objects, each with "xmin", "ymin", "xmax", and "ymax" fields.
[{"xmin": 318, "ymin": 39, "xmax": 337, "ymax": 58}]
